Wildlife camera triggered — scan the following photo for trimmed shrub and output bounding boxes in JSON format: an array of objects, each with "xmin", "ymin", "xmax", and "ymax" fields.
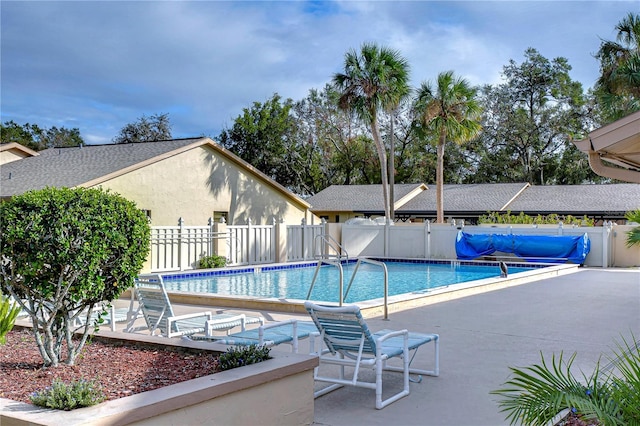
[{"xmin": 199, "ymin": 255, "xmax": 227, "ymax": 269}]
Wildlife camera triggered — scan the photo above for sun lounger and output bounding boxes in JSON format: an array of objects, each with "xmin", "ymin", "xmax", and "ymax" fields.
[
  {"xmin": 305, "ymin": 301, "xmax": 439, "ymax": 409},
  {"xmin": 194, "ymin": 320, "xmax": 319, "ymax": 353},
  {"xmin": 125, "ymin": 274, "xmax": 263, "ymax": 338}
]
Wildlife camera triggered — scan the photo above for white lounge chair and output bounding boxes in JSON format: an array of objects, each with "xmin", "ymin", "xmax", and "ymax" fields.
[
  {"xmin": 196, "ymin": 320, "xmax": 319, "ymax": 353},
  {"xmin": 304, "ymin": 301, "xmax": 439, "ymax": 409},
  {"xmin": 125, "ymin": 274, "xmax": 263, "ymax": 338}
]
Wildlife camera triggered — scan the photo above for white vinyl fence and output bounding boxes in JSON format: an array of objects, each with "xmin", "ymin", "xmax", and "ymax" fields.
[
  {"xmin": 149, "ymin": 218, "xmax": 324, "ymax": 272},
  {"xmin": 341, "ymin": 221, "xmax": 615, "ymax": 267},
  {"xmin": 148, "ymin": 219, "xmax": 631, "ymax": 272}
]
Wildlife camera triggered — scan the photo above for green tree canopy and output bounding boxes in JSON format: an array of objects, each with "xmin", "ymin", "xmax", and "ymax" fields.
[
  {"xmin": 595, "ymin": 12, "xmax": 640, "ymax": 122},
  {"xmin": 414, "ymin": 70, "xmax": 482, "ymax": 222},
  {"xmin": 113, "ymin": 113, "xmax": 172, "ymax": 144},
  {"xmin": 467, "ymin": 48, "xmax": 595, "ymax": 185},
  {"xmin": 1, "ymin": 121, "xmax": 84, "ymax": 151},
  {"xmin": 217, "ymin": 93, "xmax": 302, "ymax": 192},
  {"xmin": 333, "ymin": 42, "xmax": 410, "ymax": 221},
  {"xmin": 0, "ymin": 187, "xmax": 150, "ymax": 367}
]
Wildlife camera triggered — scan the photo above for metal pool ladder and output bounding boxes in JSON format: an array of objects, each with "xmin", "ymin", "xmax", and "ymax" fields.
[{"xmin": 306, "ymin": 257, "xmax": 390, "ymax": 320}]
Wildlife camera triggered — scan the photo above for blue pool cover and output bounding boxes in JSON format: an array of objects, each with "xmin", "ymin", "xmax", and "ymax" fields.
[{"xmin": 455, "ymin": 231, "xmax": 591, "ymax": 264}]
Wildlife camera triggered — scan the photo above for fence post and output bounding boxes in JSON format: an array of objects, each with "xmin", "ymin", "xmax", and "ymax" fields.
[
  {"xmin": 247, "ymin": 218, "xmax": 253, "ymax": 265},
  {"xmin": 301, "ymin": 218, "xmax": 307, "ymax": 260},
  {"xmin": 274, "ymin": 217, "xmax": 286, "ymax": 263},
  {"xmin": 602, "ymin": 221, "xmax": 612, "ymax": 267},
  {"xmin": 213, "ymin": 216, "xmax": 228, "ymax": 262},
  {"xmin": 178, "ymin": 217, "xmax": 185, "ymax": 271},
  {"xmin": 425, "ymin": 220, "xmax": 431, "ymax": 259}
]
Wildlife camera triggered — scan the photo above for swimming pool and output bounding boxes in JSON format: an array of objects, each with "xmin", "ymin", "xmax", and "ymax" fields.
[{"xmin": 162, "ymin": 259, "xmax": 538, "ymax": 303}]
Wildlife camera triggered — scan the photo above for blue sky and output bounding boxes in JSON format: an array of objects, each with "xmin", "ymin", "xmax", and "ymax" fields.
[{"xmin": 1, "ymin": 1, "xmax": 637, "ymax": 145}]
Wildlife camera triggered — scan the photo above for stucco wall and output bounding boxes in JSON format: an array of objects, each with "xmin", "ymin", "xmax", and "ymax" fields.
[
  {"xmin": 611, "ymin": 225, "xmax": 640, "ymax": 267},
  {"xmin": 97, "ymin": 145, "xmax": 308, "ymax": 226},
  {"xmin": 0, "ymin": 148, "xmax": 30, "ymax": 165}
]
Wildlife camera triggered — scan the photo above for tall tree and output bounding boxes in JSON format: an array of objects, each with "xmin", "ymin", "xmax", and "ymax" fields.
[
  {"xmin": 594, "ymin": 12, "xmax": 640, "ymax": 122},
  {"xmin": 333, "ymin": 43, "xmax": 410, "ymax": 222},
  {"xmin": 218, "ymin": 94, "xmax": 301, "ymax": 191},
  {"xmin": 293, "ymin": 85, "xmax": 376, "ymax": 192},
  {"xmin": 113, "ymin": 113, "xmax": 172, "ymax": 144},
  {"xmin": 1, "ymin": 121, "xmax": 84, "ymax": 150},
  {"xmin": 468, "ymin": 49, "xmax": 592, "ymax": 185},
  {"xmin": 414, "ymin": 71, "xmax": 482, "ymax": 223}
]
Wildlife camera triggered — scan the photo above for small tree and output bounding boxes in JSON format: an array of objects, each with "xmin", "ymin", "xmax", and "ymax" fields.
[
  {"xmin": 113, "ymin": 113, "xmax": 172, "ymax": 144},
  {"xmin": 0, "ymin": 187, "xmax": 150, "ymax": 366},
  {"xmin": 625, "ymin": 209, "xmax": 640, "ymax": 248}
]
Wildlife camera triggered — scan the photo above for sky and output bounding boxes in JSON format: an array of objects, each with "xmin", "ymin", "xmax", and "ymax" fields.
[{"xmin": 1, "ymin": 1, "xmax": 638, "ymax": 145}]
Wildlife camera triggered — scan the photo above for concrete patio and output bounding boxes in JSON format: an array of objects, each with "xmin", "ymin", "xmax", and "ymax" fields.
[{"xmin": 103, "ymin": 267, "xmax": 639, "ymax": 425}]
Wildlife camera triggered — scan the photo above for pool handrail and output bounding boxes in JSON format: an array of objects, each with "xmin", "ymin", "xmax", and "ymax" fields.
[
  {"xmin": 345, "ymin": 258, "xmax": 389, "ymax": 320},
  {"xmin": 307, "ymin": 259, "xmax": 345, "ymax": 306},
  {"xmin": 313, "ymin": 234, "xmax": 349, "ymax": 262}
]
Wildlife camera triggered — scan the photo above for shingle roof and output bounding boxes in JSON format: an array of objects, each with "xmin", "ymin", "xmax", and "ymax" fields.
[
  {"xmin": 305, "ymin": 184, "xmax": 425, "ymax": 211},
  {"xmin": 1, "ymin": 139, "xmax": 203, "ymax": 197},
  {"xmin": 308, "ymin": 182, "xmax": 640, "ymax": 217},
  {"xmin": 504, "ymin": 184, "xmax": 640, "ymax": 214},
  {"xmin": 398, "ymin": 183, "xmax": 529, "ymax": 213}
]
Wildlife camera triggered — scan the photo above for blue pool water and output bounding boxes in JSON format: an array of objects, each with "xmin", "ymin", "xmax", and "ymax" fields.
[{"xmin": 162, "ymin": 260, "xmax": 536, "ymax": 303}]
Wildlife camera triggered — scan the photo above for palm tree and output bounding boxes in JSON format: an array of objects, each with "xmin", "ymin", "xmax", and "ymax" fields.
[
  {"xmin": 595, "ymin": 12, "xmax": 640, "ymax": 121},
  {"xmin": 333, "ymin": 43, "xmax": 410, "ymax": 222},
  {"xmin": 414, "ymin": 71, "xmax": 482, "ymax": 223},
  {"xmin": 625, "ymin": 209, "xmax": 640, "ymax": 248}
]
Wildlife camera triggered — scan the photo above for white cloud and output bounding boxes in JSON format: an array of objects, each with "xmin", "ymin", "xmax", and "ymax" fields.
[{"xmin": 1, "ymin": 1, "xmax": 636, "ymax": 144}]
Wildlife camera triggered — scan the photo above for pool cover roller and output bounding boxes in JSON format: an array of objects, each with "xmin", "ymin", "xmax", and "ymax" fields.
[{"xmin": 455, "ymin": 231, "xmax": 591, "ymax": 264}]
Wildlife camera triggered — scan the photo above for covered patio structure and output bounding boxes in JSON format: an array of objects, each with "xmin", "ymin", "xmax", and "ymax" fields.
[{"xmin": 574, "ymin": 110, "xmax": 640, "ymax": 183}]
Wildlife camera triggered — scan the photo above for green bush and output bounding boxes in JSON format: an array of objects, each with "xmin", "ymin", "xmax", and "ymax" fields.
[
  {"xmin": 199, "ymin": 255, "xmax": 227, "ymax": 269},
  {"xmin": 625, "ymin": 209, "xmax": 640, "ymax": 248},
  {"xmin": 30, "ymin": 379, "xmax": 106, "ymax": 410},
  {"xmin": 0, "ymin": 294, "xmax": 21, "ymax": 344},
  {"xmin": 491, "ymin": 335, "xmax": 640, "ymax": 425},
  {"xmin": 0, "ymin": 187, "xmax": 151, "ymax": 366},
  {"xmin": 218, "ymin": 344, "xmax": 271, "ymax": 371},
  {"xmin": 479, "ymin": 211, "xmax": 594, "ymax": 226}
]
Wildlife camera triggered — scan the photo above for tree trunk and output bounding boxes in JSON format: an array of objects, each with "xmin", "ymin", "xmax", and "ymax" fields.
[
  {"xmin": 370, "ymin": 120, "xmax": 390, "ymax": 221},
  {"xmin": 436, "ymin": 130, "xmax": 446, "ymax": 223},
  {"xmin": 389, "ymin": 112, "xmax": 395, "ymax": 222}
]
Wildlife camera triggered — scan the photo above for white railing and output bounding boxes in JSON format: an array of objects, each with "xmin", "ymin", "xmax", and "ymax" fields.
[
  {"xmin": 149, "ymin": 218, "xmax": 324, "ymax": 272},
  {"xmin": 227, "ymin": 219, "xmax": 276, "ymax": 266},
  {"xmin": 286, "ymin": 220, "xmax": 324, "ymax": 261},
  {"xmin": 150, "ymin": 220, "xmax": 222, "ymax": 272}
]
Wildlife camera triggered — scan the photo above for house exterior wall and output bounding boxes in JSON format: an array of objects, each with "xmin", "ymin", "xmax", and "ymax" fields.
[
  {"xmin": 96, "ymin": 145, "xmax": 311, "ymax": 226},
  {"xmin": 0, "ymin": 148, "xmax": 31, "ymax": 165}
]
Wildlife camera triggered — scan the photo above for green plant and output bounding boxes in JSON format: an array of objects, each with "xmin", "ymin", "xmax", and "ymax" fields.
[
  {"xmin": 0, "ymin": 187, "xmax": 151, "ymax": 366},
  {"xmin": 0, "ymin": 294, "xmax": 21, "ymax": 344},
  {"xmin": 624, "ymin": 209, "xmax": 640, "ymax": 248},
  {"xmin": 218, "ymin": 344, "xmax": 272, "ymax": 371},
  {"xmin": 479, "ymin": 211, "xmax": 594, "ymax": 226},
  {"xmin": 198, "ymin": 255, "xmax": 227, "ymax": 269},
  {"xmin": 30, "ymin": 378, "xmax": 106, "ymax": 410},
  {"xmin": 491, "ymin": 335, "xmax": 640, "ymax": 426}
]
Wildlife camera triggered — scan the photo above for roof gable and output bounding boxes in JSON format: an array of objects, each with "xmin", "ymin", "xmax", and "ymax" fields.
[
  {"xmin": 306, "ymin": 184, "xmax": 426, "ymax": 211},
  {"xmin": 0, "ymin": 138, "xmax": 310, "ymax": 209}
]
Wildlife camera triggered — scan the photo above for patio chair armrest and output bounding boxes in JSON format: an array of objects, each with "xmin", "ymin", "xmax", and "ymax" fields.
[
  {"xmin": 205, "ymin": 314, "xmax": 246, "ymax": 336},
  {"xmin": 259, "ymin": 319, "xmax": 299, "ymax": 351},
  {"xmin": 167, "ymin": 311, "xmax": 213, "ymax": 325},
  {"xmin": 374, "ymin": 329, "xmax": 408, "ymax": 343}
]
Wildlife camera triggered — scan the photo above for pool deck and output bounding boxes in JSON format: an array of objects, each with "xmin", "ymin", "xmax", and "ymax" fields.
[
  {"xmin": 25, "ymin": 267, "xmax": 639, "ymax": 425},
  {"xmin": 117, "ymin": 266, "xmax": 640, "ymax": 425}
]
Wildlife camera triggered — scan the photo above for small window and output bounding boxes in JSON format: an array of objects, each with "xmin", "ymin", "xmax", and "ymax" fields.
[
  {"xmin": 213, "ymin": 211, "xmax": 228, "ymax": 223},
  {"xmin": 335, "ymin": 215, "xmax": 340, "ymax": 222},
  {"xmin": 140, "ymin": 209, "xmax": 152, "ymax": 220}
]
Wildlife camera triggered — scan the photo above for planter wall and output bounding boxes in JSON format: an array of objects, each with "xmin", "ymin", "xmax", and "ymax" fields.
[{"xmin": 0, "ymin": 336, "xmax": 318, "ymax": 426}]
